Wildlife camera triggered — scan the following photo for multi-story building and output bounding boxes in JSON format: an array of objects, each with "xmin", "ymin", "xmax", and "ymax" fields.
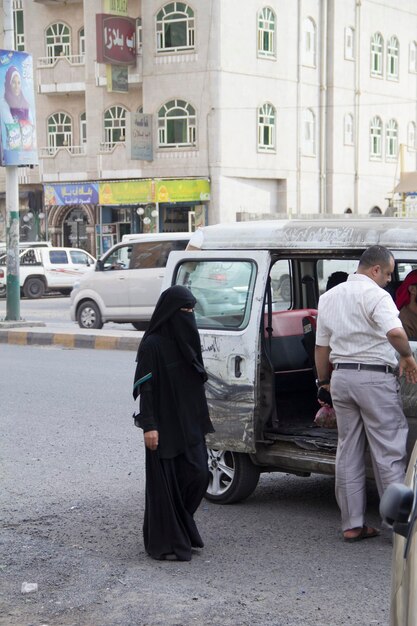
[{"xmin": 1, "ymin": 0, "xmax": 417, "ymax": 255}]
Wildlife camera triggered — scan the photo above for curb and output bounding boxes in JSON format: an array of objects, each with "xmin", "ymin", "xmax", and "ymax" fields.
[{"xmin": 0, "ymin": 330, "xmax": 140, "ymax": 351}]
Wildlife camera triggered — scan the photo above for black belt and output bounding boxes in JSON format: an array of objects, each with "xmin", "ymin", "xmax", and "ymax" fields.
[{"xmin": 334, "ymin": 363, "xmax": 395, "ymax": 374}]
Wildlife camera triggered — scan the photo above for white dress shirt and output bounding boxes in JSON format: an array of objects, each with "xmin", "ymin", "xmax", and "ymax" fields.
[{"xmin": 316, "ymin": 273, "xmax": 403, "ymax": 368}]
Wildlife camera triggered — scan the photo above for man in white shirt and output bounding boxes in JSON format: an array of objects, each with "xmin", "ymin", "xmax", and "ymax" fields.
[{"xmin": 315, "ymin": 245, "xmax": 417, "ymax": 542}]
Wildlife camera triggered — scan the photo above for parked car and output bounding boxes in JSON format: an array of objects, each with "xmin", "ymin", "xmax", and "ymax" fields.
[
  {"xmin": 380, "ymin": 441, "xmax": 417, "ymax": 626},
  {"xmin": 162, "ymin": 218, "xmax": 417, "ymax": 504},
  {"xmin": 70, "ymin": 232, "xmax": 190, "ymax": 330},
  {"xmin": 0, "ymin": 246, "xmax": 95, "ymax": 298}
]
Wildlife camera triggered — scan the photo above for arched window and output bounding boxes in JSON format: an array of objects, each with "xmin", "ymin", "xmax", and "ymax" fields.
[
  {"xmin": 370, "ymin": 116, "xmax": 382, "ymax": 158},
  {"xmin": 408, "ymin": 121, "xmax": 416, "ymax": 151},
  {"xmin": 387, "ymin": 36, "xmax": 399, "ymax": 79},
  {"xmin": 47, "ymin": 112, "xmax": 72, "ymax": 153},
  {"xmin": 104, "ymin": 106, "xmax": 127, "ymax": 147},
  {"xmin": 302, "ymin": 17, "xmax": 316, "ymax": 67},
  {"xmin": 344, "ymin": 113, "xmax": 354, "ymax": 145},
  {"xmin": 386, "ymin": 119, "xmax": 398, "ymax": 160},
  {"xmin": 344, "ymin": 26, "xmax": 354, "ymax": 60},
  {"xmin": 80, "ymin": 112, "xmax": 87, "ymax": 145},
  {"xmin": 409, "ymin": 41, "xmax": 417, "ymax": 73},
  {"xmin": 46, "ymin": 22, "xmax": 71, "ymax": 60},
  {"xmin": 371, "ymin": 33, "xmax": 383, "ymax": 77},
  {"xmin": 78, "ymin": 27, "xmax": 85, "ymax": 59},
  {"xmin": 303, "ymin": 109, "xmax": 315, "ymax": 155},
  {"xmin": 258, "ymin": 103, "xmax": 276, "ymax": 151},
  {"xmin": 158, "ymin": 99, "xmax": 196, "ymax": 148},
  {"xmin": 257, "ymin": 7, "xmax": 276, "ymax": 58},
  {"xmin": 156, "ymin": 2, "xmax": 195, "ymax": 52}
]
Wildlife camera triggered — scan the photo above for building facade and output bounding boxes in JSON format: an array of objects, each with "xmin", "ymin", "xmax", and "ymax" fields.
[{"xmin": 1, "ymin": 0, "xmax": 417, "ymax": 254}]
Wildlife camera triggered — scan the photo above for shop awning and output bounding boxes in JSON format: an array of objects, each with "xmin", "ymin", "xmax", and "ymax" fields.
[{"xmin": 393, "ymin": 172, "xmax": 417, "ymax": 193}]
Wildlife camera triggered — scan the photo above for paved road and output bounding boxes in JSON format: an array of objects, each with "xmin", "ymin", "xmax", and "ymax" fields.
[{"xmin": 1, "ymin": 345, "xmax": 393, "ymax": 626}]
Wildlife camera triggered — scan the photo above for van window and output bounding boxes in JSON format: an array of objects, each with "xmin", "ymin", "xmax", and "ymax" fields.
[
  {"xmin": 175, "ymin": 259, "xmax": 256, "ymax": 330},
  {"xmin": 317, "ymin": 259, "xmax": 358, "ymax": 294},
  {"xmin": 270, "ymin": 260, "xmax": 292, "ymax": 310},
  {"xmin": 103, "ymin": 245, "xmax": 131, "ymax": 270},
  {"xmin": 129, "ymin": 240, "xmax": 188, "ymax": 270},
  {"xmin": 49, "ymin": 251, "xmax": 68, "ymax": 264}
]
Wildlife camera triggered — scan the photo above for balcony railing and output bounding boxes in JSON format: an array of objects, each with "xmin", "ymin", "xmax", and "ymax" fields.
[
  {"xmin": 37, "ymin": 55, "xmax": 86, "ymax": 94},
  {"xmin": 39, "ymin": 145, "xmax": 87, "ymax": 158}
]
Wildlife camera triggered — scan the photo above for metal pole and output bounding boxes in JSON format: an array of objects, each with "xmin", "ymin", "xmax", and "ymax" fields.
[{"xmin": 3, "ymin": 0, "xmax": 21, "ymax": 320}]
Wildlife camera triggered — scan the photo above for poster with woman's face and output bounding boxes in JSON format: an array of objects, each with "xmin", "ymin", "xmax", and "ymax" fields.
[{"xmin": 0, "ymin": 50, "xmax": 38, "ymax": 166}]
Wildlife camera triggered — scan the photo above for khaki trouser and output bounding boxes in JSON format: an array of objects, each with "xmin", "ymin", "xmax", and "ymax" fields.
[{"xmin": 331, "ymin": 368, "xmax": 408, "ymax": 531}]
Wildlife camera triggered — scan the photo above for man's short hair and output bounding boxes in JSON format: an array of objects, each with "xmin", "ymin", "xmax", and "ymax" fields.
[{"xmin": 359, "ymin": 245, "xmax": 394, "ymax": 269}]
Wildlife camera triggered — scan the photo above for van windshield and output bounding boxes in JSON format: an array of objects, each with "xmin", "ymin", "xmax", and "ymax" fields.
[{"xmin": 175, "ymin": 259, "xmax": 256, "ymax": 329}]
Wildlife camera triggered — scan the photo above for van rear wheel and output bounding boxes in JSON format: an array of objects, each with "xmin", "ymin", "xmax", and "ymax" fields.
[
  {"xmin": 205, "ymin": 449, "xmax": 260, "ymax": 504},
  {"xmin": 77, "ymin": 300, "xmax": 103, "ymax": 329}
]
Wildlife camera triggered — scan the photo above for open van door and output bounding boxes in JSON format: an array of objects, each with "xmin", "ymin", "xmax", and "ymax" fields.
[{"xmin": 163, "ymin": 250, "xmax": 271, "ymax": 501}]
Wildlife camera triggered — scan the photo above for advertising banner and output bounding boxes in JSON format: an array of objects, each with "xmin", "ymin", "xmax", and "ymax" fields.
[
  {"xmin": 155, "ymin": 179, "xmax": 210, "ymax": 203},
  {"xmin": 96, "ymin": 14, "xmax": 136, "ymax": 65},
  {"xmin": 44, "ymin": 183, "xmax": 99, "ymax": 206},
  {"xmin": 0, "ymin": 50, "xmax": 37, "ymax": 166},
  {"xmin": 106, "ymin": 65, "xmax": 128, "ymax": 92},
  {"xmin": 131, "ymin": 113, "xmax": 153, "ymax": 161},
  {"xmin": 99, "ymin": 180, "xmax": 153, "ymax": 205}
]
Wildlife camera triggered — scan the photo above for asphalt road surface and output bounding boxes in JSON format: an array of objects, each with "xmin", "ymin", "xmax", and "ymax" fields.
[{"xmin": 1, "ymin": 345, "xmax": 393, "ymax": 626}]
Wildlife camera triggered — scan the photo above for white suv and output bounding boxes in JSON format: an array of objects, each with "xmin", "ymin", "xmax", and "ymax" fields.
[{"xmin": 70, "ymin": 232, "xmax": 190, "ymax": 330}]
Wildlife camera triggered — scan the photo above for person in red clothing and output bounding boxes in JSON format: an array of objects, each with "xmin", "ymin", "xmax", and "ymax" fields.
[{"xmin": 395, "ymin": 269, "xmax": 417, "ymax": 339}]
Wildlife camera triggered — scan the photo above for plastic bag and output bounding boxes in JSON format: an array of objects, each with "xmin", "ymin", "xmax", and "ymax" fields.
[{"xmin": 314, "ymin": 405, "xmax": 337, "ymax": 429}]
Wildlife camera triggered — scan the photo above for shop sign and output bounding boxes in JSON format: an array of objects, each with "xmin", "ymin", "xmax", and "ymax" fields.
[
  {"xmin": 104, "ymin": 0, "xmax": 128, "ymax": 15},
  {"xmin": 0, "ymin": 50, "xmax": 38, "ymax": 166},
  {"xmin": 44, "ymin": 183, "xmax": 99, "ymax": 206},
  {"xmin": 99, "ymin": 180, "xmax": 153, "ymax": 205},
  {"xmin": 96, "ymin": 14, "xmax": 136, "ymax": 66},
  {"xmin": 131, "ymin": 113, "xmax": 153, "ymax": 161},
  {"xmin": 155, "ymin": 179, "xmax": 210, "ymax": 203},
  {"xmin": 106, "ymin": 65, "xmax": 128, "ymax": 93}
]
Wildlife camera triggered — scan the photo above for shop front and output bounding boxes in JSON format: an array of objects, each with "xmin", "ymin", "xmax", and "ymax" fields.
[{"xmin": 43, "ymin": 178, "xmax": 210, "ymax": 257}]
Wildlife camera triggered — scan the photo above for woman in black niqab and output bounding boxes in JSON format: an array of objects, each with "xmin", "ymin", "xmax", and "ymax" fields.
[{"xmin": 133, "ymin": 285, "xmax": 214, "ymax": 561}]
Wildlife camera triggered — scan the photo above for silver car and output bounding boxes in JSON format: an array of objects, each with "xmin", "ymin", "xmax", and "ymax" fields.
[{"xmin": 380, "ymin": 442, "xmax": 417, "ymax": 626}]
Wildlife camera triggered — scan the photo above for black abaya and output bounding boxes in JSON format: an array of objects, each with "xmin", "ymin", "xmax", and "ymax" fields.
[{"xmin": 133, "ymin": 286, "xmax": 214, "ymax": 561}]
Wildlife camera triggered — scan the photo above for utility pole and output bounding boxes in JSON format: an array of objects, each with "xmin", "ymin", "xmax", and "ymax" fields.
[{"xmin": 3, "ymin": 0, "xmax": 20, "ymax": 320}]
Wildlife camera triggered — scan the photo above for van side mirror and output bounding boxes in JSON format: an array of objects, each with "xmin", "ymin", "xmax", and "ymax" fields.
[
  {"xmin": 380, "ymin": 483, "xmax": 414, "ymax": 537},
  {"xmin": 96, "ymin": 259, "xmax": 104, "ymax": 271}
]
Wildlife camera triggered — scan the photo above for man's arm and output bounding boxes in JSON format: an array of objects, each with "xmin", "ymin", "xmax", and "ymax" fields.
[
  {"xmin": 387, "ymin": 327, "xmax": 417, "ymax": 383},
  {"xmin": 314, "ymin": 344, "xmax": 331, "ymax": 385}
]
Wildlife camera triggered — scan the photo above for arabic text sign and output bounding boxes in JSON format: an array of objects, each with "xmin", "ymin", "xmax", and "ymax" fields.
[
  {"xmin": 131, "ymin": 113, "xmax": 153, "ymax": 161},
  {"xmin": 0, "ymin": 50, "xmax": 38, "ymax": 166},
  {"xmin": 155, "ymin": 179, "xmax": 211, "ymax": 203},
  {"xmin": 44, "ymin": 183, "xmax": 99, "ymax": 206},
  {"xmin": 99, "ymin": 180, "xmax": 153, "ymax": 205},
  {"xmin": 104, "ymin": 0, "xmax": 128, "ymax": 15},
  {"xmin": 96, "ymin": 14, "xmax": 136, "ymax": 65}
]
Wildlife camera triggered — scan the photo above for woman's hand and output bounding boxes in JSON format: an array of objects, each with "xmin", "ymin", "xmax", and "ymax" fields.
[{"xmin": 144, "ymin": 430, "xmax": 159, "ymax": 451}]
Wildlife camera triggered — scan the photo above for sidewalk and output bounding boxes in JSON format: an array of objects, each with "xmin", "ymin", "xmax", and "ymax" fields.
[{"xmin": 0, "ymin": 319, "xmax": 143, "ymax": 351}]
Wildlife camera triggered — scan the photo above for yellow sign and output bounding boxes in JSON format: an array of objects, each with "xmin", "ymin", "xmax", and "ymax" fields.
[
  {"xmin": 99, "ymin": 180, "xmax": 153, "ymax": 205},
  {"xmin": 155, "ymin": 179, "xmax": 210, "ymax": 203},
  {"xmin": 104, "ymin": 0, "xmax": 128, "ymax": 15}
]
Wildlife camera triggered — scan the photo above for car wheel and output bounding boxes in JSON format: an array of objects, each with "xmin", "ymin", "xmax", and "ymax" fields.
[
  {"xmin": 23, "ymin": 277, "xmax": 45, "ymax": 299},
  {"xmin": 77, "ymin": 300, "xmax": 103, "ymax": 329},
  {"xmin": 205, "ymin": 449, "xmax": 260, "ymax": 504}
]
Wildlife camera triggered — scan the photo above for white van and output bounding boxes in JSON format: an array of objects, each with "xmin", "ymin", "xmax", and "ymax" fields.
[
  {"xmin": 0, "ymin": 246, "xmax": 96, "ymax": 298},
  {"xmin": 70, "ymin": 232, "xmax": 190, "ymax": 330},
  {"xmin": 162, "ymin": 218, "xmax": 417, "ymax": 503}
]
